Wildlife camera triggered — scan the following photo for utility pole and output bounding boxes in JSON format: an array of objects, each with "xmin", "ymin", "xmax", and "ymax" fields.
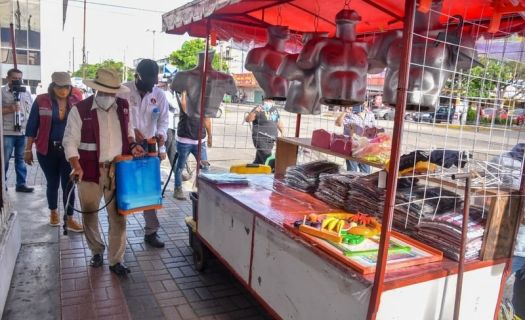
[
  {"xmin": 146, "ymin": 29, "xmax": 156, "ymax": 60},
  {"xmin": 72, "ymin": 37, "xmax": 75, "ymax": 74},
  {"xmin": 82, "ymin": 0, "xmax": 87, "ymax": 78}
]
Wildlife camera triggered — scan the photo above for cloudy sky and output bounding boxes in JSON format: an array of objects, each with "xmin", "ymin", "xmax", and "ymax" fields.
[{"xmin": 40, "ymin": 0, "xmax": 191, "ymax": 84}]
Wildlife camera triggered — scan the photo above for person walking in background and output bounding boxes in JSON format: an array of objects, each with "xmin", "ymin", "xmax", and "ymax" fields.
[
  {"xmin": 159, "ymin": 79, "xmax": 180, "ymax": 168},
  {"xmin": 24, "ymin": 72, "xmax": 83, "ymax": 231},
  {"xmin": 335, "ymin": 102, "xmax": 377, "ymax": 173},
  {"xmin": 119, "ymin": 59, "xmax": 168, "ymax": 248},
  {"xmin": 171, "ymin": 90, "xmax": 212, "ymax": 201},
  {"xmin": 63, "ymin": 68, "xmax": 144, "ymax": 276},
  {"xmin": 1, "ymin": 68, "xmax": 34, "ymax": 192},
  {"xmin": 244, "ymin": 97, "xmax": 283, "ymax": 165}
]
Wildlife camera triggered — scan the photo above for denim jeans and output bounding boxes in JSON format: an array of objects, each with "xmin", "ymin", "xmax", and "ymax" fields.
[
  {"xmin": 174, "ymin": 141, "xmax": 207, "ymax": 188},
  {"xmin": 512, "ymin": 255, "xmax": 525, "ymax": 274},
  {"xmin": 3, "ymin": 135, "xmax": 27, "ymax": 187},
  {"xmin": 346, "ymin": 160, "xmax": 371, "ymax": 173},
  {"xmin": 37, "ymin": 145, "xmax": 75, "ymax": 215}
]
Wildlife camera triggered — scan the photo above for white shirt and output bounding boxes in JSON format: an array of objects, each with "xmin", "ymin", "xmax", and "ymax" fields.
[
  {"xmin": 1, "ymin": 85, "xmax": 33, "ymax": 136},
  {"xmin": 63, "ymin": 99, "xmax": 135, "ymax": 163},
  {"xmin": 118, "ymin": 81, "xmax": 169, "ymax": 140},
  {"xmin": 163, "ymin": 90, "xmax": 180, "ymax": 130}
]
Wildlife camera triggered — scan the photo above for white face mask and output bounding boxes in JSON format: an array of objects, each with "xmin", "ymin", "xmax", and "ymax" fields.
[{"xmin": 95, "ymin": 94, "xmax": 116, "ymax": 110}]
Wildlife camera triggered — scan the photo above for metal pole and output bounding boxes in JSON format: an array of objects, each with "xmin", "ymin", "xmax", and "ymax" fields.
[
  {"xmin": 72, "ymin": 37, "xmax": 75, "ymax": 73},
  {"xmin": 295, "ymin": 114, "xmax": 301, "ymax": 137},
  {"xmin": 82, "ymin": 0, "xmax": 87, "ymax": 78},
  {"xmin": 451, "ymin": 173, "xmax": 472, "ymax": 320},
  {"xmin": 152, "ymin": 30, "xmax": 156, "ymax": 59},
  {"xmin": 9, "ymin": 23, "xmax": 17, "ymax": 68},
  {"xmin": 196, "ymin": 19, "xmax": 211, "ymax": 179},
  {"xmin": 366, "ymin": 0, "xmax": 416, "ymax": 319}
]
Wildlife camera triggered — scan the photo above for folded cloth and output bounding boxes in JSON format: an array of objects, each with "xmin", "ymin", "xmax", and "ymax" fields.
[
  {"xmin": 200, "ymin": 173, "xmax": 249, "ymax": 185},
  {"xmin": 415, "ymin": 206, "xmax": 486, "ymax": 261},
  {"xmin": 284, "ymin": 160, "xmax": 339, "ymax": 193}
]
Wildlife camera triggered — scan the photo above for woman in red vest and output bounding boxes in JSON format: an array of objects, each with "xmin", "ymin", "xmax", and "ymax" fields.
[{"xmin": 23, "ymin": 72, "xmax": 83, "ymax": 232}]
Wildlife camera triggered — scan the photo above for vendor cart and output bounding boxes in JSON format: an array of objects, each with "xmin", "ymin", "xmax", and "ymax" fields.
[{"xmin": 162, "ymin": 1, "xmax": 525, "ymax": 319}]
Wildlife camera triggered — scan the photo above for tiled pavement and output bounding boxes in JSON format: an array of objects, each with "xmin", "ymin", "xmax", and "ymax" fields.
[{"xmin": 2, "ymin": 161, "xmax": 270, "ymax": 320}]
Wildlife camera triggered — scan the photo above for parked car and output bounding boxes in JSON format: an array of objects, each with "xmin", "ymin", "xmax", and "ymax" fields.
[
  {"xmin": 412, "ymin": 106, "xmax": 454, "ymax": 123},
  {"xmin": 372, "ymin": 107, "xmax": 393, "ymax": 120},
  {"xmin": 412, "ymin": 111, "xmax": 433, "ymax": 122},
  {"xmin": 433, "ymin": 106, "xmax": 455, "ymax": 123},
  {"xmin": 481, "ymin": 108, "xmax": 508, "ymax": 121},
  {"xmin": 509, "ymin": 108, "xmax": 525, "ymax": 125}
]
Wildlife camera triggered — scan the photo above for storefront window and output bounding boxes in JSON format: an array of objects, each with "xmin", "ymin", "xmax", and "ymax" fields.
[
  {"xmin": 16, "ymin": 49, "xmax": 28, "ymax": 65},
  {"xmin": 1, "ymin": 48, "xmax": 13, "ymax": 63},
  {"xmin": 28, "ymin": 50, "xmax": 39, "ymax": 65},
  {"xmin": 27, "ymin": 0, "xmax": 40, "ymax": 50},
  {"xmin": 0, "ymin": 1, "xmax": 13, "ymax": 47}
]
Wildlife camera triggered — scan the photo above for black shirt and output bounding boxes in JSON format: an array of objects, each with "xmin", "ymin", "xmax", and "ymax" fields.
[{"xmin": 252, "ymin": 106, "xmax": 280, "ymax": 138}]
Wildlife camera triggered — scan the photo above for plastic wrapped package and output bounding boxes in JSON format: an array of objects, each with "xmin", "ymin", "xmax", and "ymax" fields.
[{"xmin": 352, "ymin": 133, "xmax": 391, "ymax": 165}]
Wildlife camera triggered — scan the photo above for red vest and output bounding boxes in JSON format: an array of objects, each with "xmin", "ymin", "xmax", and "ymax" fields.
[
  {"xmin": 76, "ymin": 96, "xmax": 131, "ymax": 184},
  {"xmin": 34, "ymin": 94, "xmax": 79, "ymax": 155}
]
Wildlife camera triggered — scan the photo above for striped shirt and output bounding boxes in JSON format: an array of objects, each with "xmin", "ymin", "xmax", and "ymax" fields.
[{"xmin": 343, "ymin": 111, "xmax": 377, "ymax": 136}]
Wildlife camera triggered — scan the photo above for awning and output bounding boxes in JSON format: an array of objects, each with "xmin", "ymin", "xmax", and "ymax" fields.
[{"xmin": 162, "ymin": 0, "xmax": 525, "ymax": 44}]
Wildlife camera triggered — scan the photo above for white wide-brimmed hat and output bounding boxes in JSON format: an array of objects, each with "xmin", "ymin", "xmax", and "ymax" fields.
[{"xmin": 83, "ymin": 68, "xmax": 129, "ymax": 94}]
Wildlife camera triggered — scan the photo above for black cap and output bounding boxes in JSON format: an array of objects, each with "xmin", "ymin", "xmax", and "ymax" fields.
[{"xmin": 136, "ymin": 59, "xmax": 159, "ymax": 81}]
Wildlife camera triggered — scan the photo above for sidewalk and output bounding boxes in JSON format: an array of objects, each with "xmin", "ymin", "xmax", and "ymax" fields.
[{"xmin": 1, "ymin": 161, "xmax": 269, "ymax": 320}]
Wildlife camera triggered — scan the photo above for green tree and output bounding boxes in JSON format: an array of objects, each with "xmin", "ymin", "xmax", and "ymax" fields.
[
  {"xmin": 446, "ymin": 57, "xmax": 515, "ymax": 99},
  {"xmin": 169, "ymin": 39, "xmax": 228, "ymax": 71},
  {"xmin": 73, "ymin": 59, "xmax": 134, "ymax": 81}
]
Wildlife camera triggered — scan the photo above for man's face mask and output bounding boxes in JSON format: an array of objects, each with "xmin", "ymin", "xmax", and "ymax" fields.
[
  {"xmin": 53, "ymin": 86, "xmax": 70, "ymax": 99},
  {"xmin": 136, "ymin": 74, "xmax": 156, "ymax": 93},
  {"xmin": 263, "ymin": 101, "xmax": 273, "ymax": 111},
  {"xmin": 95, "ymin": 93, "xmax": 116, "ymax": 110}
]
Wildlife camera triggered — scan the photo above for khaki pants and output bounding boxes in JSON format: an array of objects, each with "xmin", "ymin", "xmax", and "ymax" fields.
[{"xmin": 78, "ymin": 167, "xmax": 126, "ymax": 266}]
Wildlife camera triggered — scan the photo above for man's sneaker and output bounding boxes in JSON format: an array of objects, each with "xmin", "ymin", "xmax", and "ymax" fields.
[
  {"xmin": 67, "ymin": 218, "xmax": 84, "ymax": 233},
  {"xmin": 109, "ymin": 263, "xmax": 130, "ymax": 276},
  {"xmin": 15, "ymin": 185, "xmax": 34, "ymax": 193},
  {"xmin": 144, "ymin": 232, "xmax": 165, "ymax": 248},
  {"xmin": 50, "ymin": 210, "xmax": 60, "ymax": 226},
  {"xmin": 90, "ymin": 254, "xmax": 104, "ymax": 268},
  {"xmin": 173, "ymin": 187, "xmax": 186, "ymax": 200}
]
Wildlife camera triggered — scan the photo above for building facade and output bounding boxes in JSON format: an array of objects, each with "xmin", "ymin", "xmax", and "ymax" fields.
[{"xmin": 0, "ymin": 0, "xmax": 41, "ymax": 93}]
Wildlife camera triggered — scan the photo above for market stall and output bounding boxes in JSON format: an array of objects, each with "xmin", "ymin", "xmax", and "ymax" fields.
[{"xmin": 162, "ymin": 1, "xmax": 525, "ymax": 319}]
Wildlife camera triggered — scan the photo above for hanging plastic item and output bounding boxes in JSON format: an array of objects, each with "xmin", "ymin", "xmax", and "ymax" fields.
[
  {"xmin": 278, "ymin": 32, "xmax": 328, "ymax": 114},
  {"xmin": 296, "ymin": 9, "xmax": 368, "ymax": 106},
  {"xmin": 369, "ymin": 0, "xmax": 481, "ymax": 111},
  {"xmin": 245, "ymin": 25, "xmax": 291, "ymax": 101},
  {"xmin": 171, "ymin": 51, "xmax": 237, "ymax": 118}
]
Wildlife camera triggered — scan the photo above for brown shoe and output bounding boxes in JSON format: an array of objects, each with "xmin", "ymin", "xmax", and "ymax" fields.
[
  {"xmin": 50, "ymin": 210, "xmax": 60, "ymax": 226},
  {"xmin": 67, "ymin": 217, "xmax": 84, "ymax": 233}
]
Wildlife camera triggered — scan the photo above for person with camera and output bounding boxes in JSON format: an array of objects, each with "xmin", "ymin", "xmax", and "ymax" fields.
[
  {"xmin": 1, "ymin": 68, "xmax": 34, "ymax": 192},
  {"xmin": 24, "ymin": 72, "xmax": 83, "ymax": 231},
  {"xmin": 118, "ymin": 59, "xmax": 168, "ymax": 248}
]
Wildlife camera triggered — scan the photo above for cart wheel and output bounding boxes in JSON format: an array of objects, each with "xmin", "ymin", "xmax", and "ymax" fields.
[{"xmin": 192, "ymin": 237, "xmax": 208, "ymax": 272}]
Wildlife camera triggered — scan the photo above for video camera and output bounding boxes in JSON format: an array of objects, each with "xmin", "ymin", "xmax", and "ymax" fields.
[
  {"xmin": 11, "ymin": 79, "xmax": 26, "ymax": 102},
  {"xmin": 11, "ymin": 79, "xmax": 26, "ymax": 131}
]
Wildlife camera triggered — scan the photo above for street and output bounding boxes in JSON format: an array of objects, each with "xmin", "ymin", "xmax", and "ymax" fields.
[{"xmin": 203, "ymin": 104, "xmax": 524, "ymax": 170}]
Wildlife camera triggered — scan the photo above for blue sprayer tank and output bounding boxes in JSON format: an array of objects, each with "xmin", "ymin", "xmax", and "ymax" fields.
[{"xmin": 114, "ymin": 155, "xmax": 162, "ymax": 215}]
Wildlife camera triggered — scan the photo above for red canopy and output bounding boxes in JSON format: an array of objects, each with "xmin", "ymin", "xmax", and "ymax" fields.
[{"xmin": 162, "ymin": 0, "xmax": 525, "ymax": 44}]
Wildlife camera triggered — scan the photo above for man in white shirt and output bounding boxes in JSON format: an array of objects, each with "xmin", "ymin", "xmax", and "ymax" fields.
[
  {"xmin": 159, "ymin": 80, "xmax": 180, "ymax": 168},
  {"xmin": 118, "ymin": 59, "xmax": 168, "ymax": 248},
  {"xmin": 1, "ymin": 68, "xmax": 34, "ymax": 192},
  {"xmin": 63, "ymin": 68, "xmax": 145, "ymax": 276}
]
